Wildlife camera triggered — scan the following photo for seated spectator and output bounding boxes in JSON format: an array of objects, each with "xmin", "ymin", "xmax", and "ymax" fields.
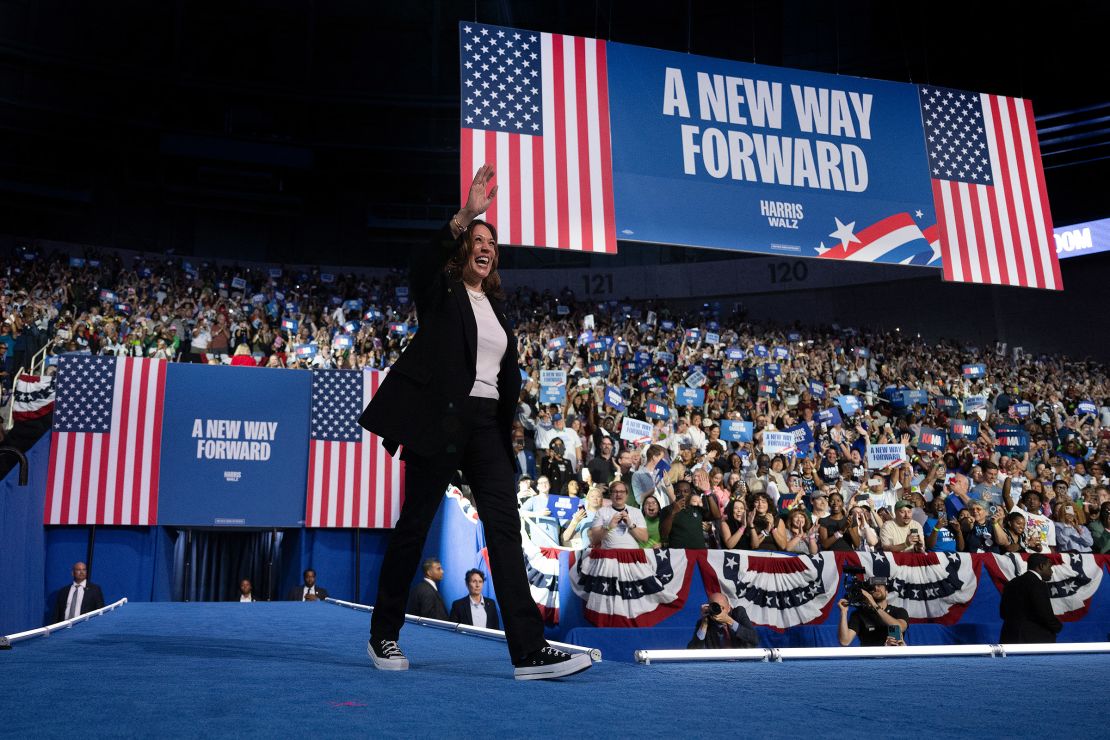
[
  {"xmin": 561, "ymin": 484, "xmax": 605, "ymax": 549},
  {"xmin": 639, "ymin": 495, "xmax": 663, "ymax": 549},
  {"xmin": 720, "ymin": 498, "xmax": 749, "ymax": 550},
  {"xmin": 589, "ymin": 481, "xmax": 649, "ymax": 548},
  {"xmin": 687, "ymin": 592, "xmax": 759, "ymax": 649},
  {"xmin": 236, "ymin": 579, "xmax": 258, "ymax": 602},
  {"xmin": 923, "ymin": 497, "xmax": 963, "ymax": 552},
  {"xmin": 448, "ymin": 569, "xmax": 500, "ymax": 630},
  {"xmin": 406, "ymin": 558, "xmax": 448, "ymax": 620},
  {"xmin": 879, "ymin": 500, "xmax": 926, "ymax": 553},
  {"xmin": 819, "ymin": 492, "xmax": 854, "ymax": 552},
  {"xmin": 660, "ymin": 475, "xmax": 721, "ymax": 549},
  {"xmin": 51, "ymin": 561, "xmax": 105, "ymax": 623},
  {"xmin": 772, "ymin": 508, "xmax": 819, "ymax": 554},
  {"xmin": 287, "ymin": 568, "xmax": 328, "ymax": 602},
  {"xmin": 1088, "ymin": 502, "xmax": 1110, "ymax": 554},
  {"xmin": 959, "ymin": 501, "xmax": 1002, "ymax": 552},
  {"xmin": 230, "ymin": 343, "xmax": 256, "ymax": 366},
  {"xmin": 1054, "ymin": 503, "xmax": 1094, "ymax": 553}
]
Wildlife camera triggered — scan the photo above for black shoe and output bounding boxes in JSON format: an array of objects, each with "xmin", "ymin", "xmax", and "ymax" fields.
[
  {"xmin": 513, "ymin": 646, "xmax": 592, "ymax": 681},
  {"xmin": 368, "ymin": 638, "xmax": 409, "ymax": 671}
]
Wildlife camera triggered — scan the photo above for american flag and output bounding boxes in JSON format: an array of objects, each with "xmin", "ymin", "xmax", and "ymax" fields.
[
  {"xmin": 459, "ymin": 22, "xmax": 617, "ymax": 253},
  {"xmin": 920, "ymin": 86, "xmax": 1062, "ymax": 290},
  {"xmin": 305, "ymin": 369, "xmax": 404, "ymax": 528},
  {"xmin": 45, "ymin": 356, "xmax": 167, "ymax": 525}
]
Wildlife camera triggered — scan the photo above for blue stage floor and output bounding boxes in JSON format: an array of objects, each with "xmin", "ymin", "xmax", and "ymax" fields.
[{"xmin": 3, "ymin": 602, "xmax": 1109, "ymax": 738}]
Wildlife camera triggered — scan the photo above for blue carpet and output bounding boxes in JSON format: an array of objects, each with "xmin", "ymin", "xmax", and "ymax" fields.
[{"xmin": 2, "ymin": 602, "xmax": 1108, "ymax": 738}]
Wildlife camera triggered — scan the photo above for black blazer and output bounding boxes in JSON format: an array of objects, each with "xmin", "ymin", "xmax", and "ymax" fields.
[
  {"xmin": 449, "ymin": 596, "xmax": 501, "ymax": 631},
  {"xmin": 687, "ymin": 606, "xmax": 760, "ymax": 649},
  {"xmin": 286, "ymin": 586, "xmax": 329, "ymax": 602},
  {"xmin": 358, "ymin": 223, "xmax": 520, "ymax": 468},
  {"xmin": 999, "ymin": 570, "xmax": 1062, "ymax": 643},
  {"xmin": 407, "ymin": 580, "xmax": 449, "ymax": 620},
  {"xmin": 51, "ymin": 583, "xmax": 105, "ymax": 624}
]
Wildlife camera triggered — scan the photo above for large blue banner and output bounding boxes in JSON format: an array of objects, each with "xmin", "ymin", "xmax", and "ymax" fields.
[
  {"xmin": 607, "ymin": 43, "xmax": 939, "ymax": 265},
  {"xmin": 157, "ymin": 365, "xmax": 312, "ymax": 526}
]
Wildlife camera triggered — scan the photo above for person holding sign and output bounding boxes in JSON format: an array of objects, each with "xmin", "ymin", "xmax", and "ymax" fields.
[{"xmin": 358, "ymin": 165, "xmax": 590, "ymax": 681}]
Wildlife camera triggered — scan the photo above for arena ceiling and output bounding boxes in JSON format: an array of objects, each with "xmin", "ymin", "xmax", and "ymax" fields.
[{"xmin": 0, "ymin": 0, "xmax": 1106, "ymax": 267}]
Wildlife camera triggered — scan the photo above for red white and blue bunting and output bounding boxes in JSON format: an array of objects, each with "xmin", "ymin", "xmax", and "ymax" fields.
[{"xmin": 569, "ymin": 548, "xmax": 694, "ymax": 627}]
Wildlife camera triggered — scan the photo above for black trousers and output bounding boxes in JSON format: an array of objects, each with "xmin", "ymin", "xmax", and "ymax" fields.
[{"xmin": 370, "ymin": 396, "xmax": 547, "ymax": 662}]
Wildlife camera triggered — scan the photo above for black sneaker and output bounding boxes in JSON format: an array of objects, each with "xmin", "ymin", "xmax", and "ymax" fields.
[
  {"xmin": 368, "ymin": 639, "xmax": 409, "ymax": 671},
  {"xmin": 513, "ymin": 646, "xmax": 592, "ymax": 681}
]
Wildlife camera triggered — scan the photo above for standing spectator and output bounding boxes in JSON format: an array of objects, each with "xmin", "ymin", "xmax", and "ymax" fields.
[
  {"xmin": 586, "ymin": 436, "xmax": 620, "ymax": 487},
  {"xmin": 720, "ymin": 498, "xmax": 749, "ymax": 550},
  {"xmin": 51, "ymin": 562, "xmax": 105, "ymax": 623},
  {"xmin": 773, "ymin": 509, "xmax": 819, "ymax": 554},
  {"xmin": 923, "ymin": 497, "xmax": 963, "ymax": 552},
  {"xmin": 561, "ymin": 485, "xmax": 604, "ymax": 549},
  {"xmin": 406, "ymin": 558, "xmax": 448, "ymax": 620},
  {"xmin": 1087, "ymin": 502, "xmax": 1110, "ymax": 554},
  {"xmin": 639, "ymin": 495, "xmax": 663, "ymax": 548},
  {"xmin": 589, "ymin": 481, "xmax": 649, "ymax": 548},
  {"xmin": 631, "ymin": 443, "xmax": 671, "ymax": 508},
  {"xmin": 999, "ymin": 553, "xmax": 1062, "ymax": 644},
  {"xmin": 660, "ymin": 476, "xmax": 721, "ymax": 550},
  {"xmin": 1053, "ymin": 503, "xmax": 1094, "ymax": 552},
  {"xmin": 879, "ymin": 501, "xmax": 926, "ymax": 553},
  {"xmin": 539, "ymin": 438, "xmax": 573, "ymax": 494},
  {"xmin": 819, "ymin": 492, "xmax": 854, "ymax": 552}
]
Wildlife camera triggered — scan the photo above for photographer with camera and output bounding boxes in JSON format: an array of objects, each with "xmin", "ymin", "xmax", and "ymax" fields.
[
  {"xmin": 837, "ymin": 574, "xmax": 909, "ymax": 647},
  {"xmin": 687, "ymin": 592, "xmax": 759, "ymax": 649}
]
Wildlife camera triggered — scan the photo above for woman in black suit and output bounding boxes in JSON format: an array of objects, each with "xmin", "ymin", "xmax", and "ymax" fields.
[{"xmin": 359, "ymin": 165, "xmax": 590, "ymax": 681}]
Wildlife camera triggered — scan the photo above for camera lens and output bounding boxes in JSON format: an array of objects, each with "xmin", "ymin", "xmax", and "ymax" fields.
[{"xmin": 707, "ymin": 602, "xmax": 723, "ymax": 616}]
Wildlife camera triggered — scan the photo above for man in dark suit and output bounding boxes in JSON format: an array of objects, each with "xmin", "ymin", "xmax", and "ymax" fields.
[
  {"xmin": 1000, "ymin": 553, "xmax": 1062, "ymax": 643},
  {"xmin": 448, "ymin": 569, "xmax": 500, "ymax": 630},
  {"xmin": 51, "ymin": 562, "xmax": 105, "ymax": 624},
  {"xmin": 512, "ymin": 430, "xmax": 536, "ymax": 482},
  {"xmin": 687, "ymin": 593, "xmax": 759, "ymax": 649},
  {"xmin": 406, "ymin": 558, "xmax": 448, "ymax": 620},
  {"xmin": 286, "ymin": 569, "xmax": 329, "ymax": 602}
]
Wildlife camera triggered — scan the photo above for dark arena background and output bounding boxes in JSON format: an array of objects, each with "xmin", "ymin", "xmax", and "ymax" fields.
[{"xmin": 1, "ymin": 2, "xmax": 1109, "ymax": 737}]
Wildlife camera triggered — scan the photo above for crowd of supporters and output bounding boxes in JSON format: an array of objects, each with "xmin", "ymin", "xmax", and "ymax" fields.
[{"xmin": 2, "ymin": 244, "xmax": 1108, "ymax": 554}]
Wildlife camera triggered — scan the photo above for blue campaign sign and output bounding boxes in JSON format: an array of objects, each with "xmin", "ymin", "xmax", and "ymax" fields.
[
  {"xmin": 607, "ymin": 42, "xmax": 937, "ymax": 264},
  {"xmin": 726, "ymin": 347, "xmax": 745, "ymax": 361},
  {"xmin": 772, "ymin": 346, "xmax": 790, "ymax": 360},
  {"xmin": 917, "ymin": 426, "xmax": 948, "ymax": 452},
  {"xmin": 540, "ymin": 384, "xmax": 566, "ymax": 404},
  {"xmin": 588, "ymin": 361, "xmax": 610, "ymax": 377},
  {"xmin": 901, "ymin": 389, "xmax": 929, "ymax": 407},
  {"xmin": 645, "ymin": 399, "xmax": 670, "ymax": 420},
  {"xmin": 1009, "ymin": 402, "xmax": 1033, "ymax": 418},
  {"xmin": 634, "ymin": 351, "xmax": 653, "ymax": 369},
  {"xmin": 654, "ymin": 351, "xmax": 676, "ymax": 365},
  {"xmin": 674, "ymin": 386, "xmax": 706, "ymax": 407},
  {"xmin": 808, "ymin": 379, "xmax": 826, "ymax": 399},
  {"xmin": 935, "ymin": 395, "xmax": 960, "ymax": 413},
  {"xmin": 719, "ymin": 419, "xmax": 754, "ymax": 443},
  {"xmin": 996, "ymin": 429, "xmax": 1030, "ymax": 454},
  {"xmin": 949, "ymin": 418, "xmax": 980, "ymax": 440},
  {"xmin": 817, "ymin": 406, "xmax": 843, "ymax": 427},
  {"xmin": 763, "ymin": 362, "xmax": 782, "ymax": 377},
  {"xmin": 837, "ymin": 395, "xmax": 861, "ymax": 415},
  {"xmin": 784, "ymin": 422, "xmax": 814, "ymax": 455},
  {"xmin": 964, "ymin": 395, "xmax": 987, "ymax": 413},
  {"xmin": 962, "ymin": 363, "xmax": 987, "ymax": 379},
  {"xmin": 754, "ymin": 344, "xmax": 769, "ymax": 358},
  {"xmin": 757, "ymin": 380, "xmax": 778, "ymax": 397},
  {"xmin": 604, "ymin": 385, "xmax": 626, "ymax": 411},
  {"xmin": 1077, "ymin": 400, "xmax": 1097, "ymax": 416},
  {"xmin": 158, "ymin": 365, "xmax": 312, "ymax": 526},
  {"xmin": 660, "ymin": 320, "xmax": 675, "ymax": 331}
]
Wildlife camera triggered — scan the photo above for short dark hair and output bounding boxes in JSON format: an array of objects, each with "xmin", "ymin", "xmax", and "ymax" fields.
[
  {"xmin": 1027, "ymin": 553, "xmax": 1052, "ymax": 571},
  {"xmin": 464, "ymin": 568, "xmax": 485, "ymax": 585},
  {"xmin": 303, "ymin": 568, "xmax": 316, "ymax": 578},
  {"xmin": 421, "ymin": 557, "xmax": 441, "ymax": 575}
]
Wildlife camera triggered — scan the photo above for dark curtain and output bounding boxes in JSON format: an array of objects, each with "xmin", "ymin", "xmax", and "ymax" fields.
[{"xmin": 171, "ymin": 529, "xmax": 284, "ymax": 602}]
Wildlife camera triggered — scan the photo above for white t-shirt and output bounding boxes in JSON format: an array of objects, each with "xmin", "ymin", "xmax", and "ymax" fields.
[
  {"xmin": 592, "ymin": 505, "xmax": 647, "ymax": 548},
  {"xmin": 467, "ymin": 290, "xmax": 507, "ymax": 399}
]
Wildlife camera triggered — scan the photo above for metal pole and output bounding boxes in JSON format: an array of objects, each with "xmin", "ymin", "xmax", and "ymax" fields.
[
  {"xmin": 183, "ymin": 529, "xmax": 192, "ymax": 602},
  {"xmin": 354, "ymin": 528, "xmax": 361, "ymax": 603},
  {"xmin": 86, "ymin": 525, "xmax": 97, "ymax": 579},
  {"xmin": 266, "ymin": 528, "xmax": 277, "ymax": 601}
]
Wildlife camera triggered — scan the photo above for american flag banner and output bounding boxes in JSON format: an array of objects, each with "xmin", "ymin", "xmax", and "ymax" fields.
[
  {"xmin": 45, "ymin": 356, "xmax": 167, "ymax": 525},
  {"xmin": 305, "ymin": 369, "xmax": 404, "ymax": 528},
  {"xmin": 459, "ymin": 22, "xmax": 617, "ymax": 253},
  {"xmin": 920, "ymin": 86, "xmax": 1062, "ymax": 289},
  {"xmin": 13, "ymin": 373, "xmax": 55, "ymax": 422}
]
